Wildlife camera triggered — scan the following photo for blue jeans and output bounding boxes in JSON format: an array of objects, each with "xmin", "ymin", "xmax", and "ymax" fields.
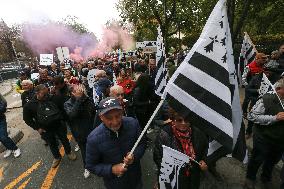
[{"xmin": 0, "ymin": 118, "xmax": 17, "ymax": 150}]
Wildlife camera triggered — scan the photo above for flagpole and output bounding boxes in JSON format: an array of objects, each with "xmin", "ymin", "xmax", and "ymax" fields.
[
  {"xmin": 121, "ymin": 98, "xmax": 202, "ymax": 169},
  {"xmin": 130, "ymin": 98, "xmax": 165, "ymax": 155},
  {"xmin": 119, "ymin": 98, "xmax": 165, "ymax": 172}
]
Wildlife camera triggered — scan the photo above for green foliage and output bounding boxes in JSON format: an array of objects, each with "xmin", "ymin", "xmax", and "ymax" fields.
[{"xmin": 117, "ymin": 0, "xmax": 283, "ymax": 53}]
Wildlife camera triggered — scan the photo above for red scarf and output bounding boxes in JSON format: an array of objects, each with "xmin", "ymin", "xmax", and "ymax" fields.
[{"xmin": 171, "ymin": 124, "xmax": 196, "ymax": 176}]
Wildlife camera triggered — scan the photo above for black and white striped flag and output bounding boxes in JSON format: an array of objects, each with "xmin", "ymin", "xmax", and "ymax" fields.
[
  {"xmin": 155, "ymin": 25, "xmax": 167, "ymax": 96},
  {"xmin": 207, "ymin": 16, "xmax": 246, "ymax": 163},
  {"xmin": 238, "ymin": 32, "xmax": 257, "ymax": 82},
  {"xmin": 164, "ymin": 0, "xmax": 239, "ymax": 151}
]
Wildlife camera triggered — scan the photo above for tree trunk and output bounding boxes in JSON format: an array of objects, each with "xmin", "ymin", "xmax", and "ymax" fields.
[{"xmin": 232, "ymin": 0, "xmax": 252, "ymax": 44}]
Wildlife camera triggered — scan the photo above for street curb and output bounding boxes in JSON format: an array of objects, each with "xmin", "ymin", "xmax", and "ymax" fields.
[{"xmin": 0, "ymin": 128, "xmax": 24, "ymax": 153}]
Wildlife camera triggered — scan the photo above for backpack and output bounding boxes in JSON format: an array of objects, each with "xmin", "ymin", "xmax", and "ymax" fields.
[{"xmin": 37, "ymin": 101, "xmax": 62, "ymax": 126}]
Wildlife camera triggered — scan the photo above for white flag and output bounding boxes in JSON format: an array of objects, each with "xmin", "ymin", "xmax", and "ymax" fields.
[
  {"xmin": 258, "ymin": 73, "xmax": 275, "ymax": 97},
  {"xmin": 159, "ymin": 145, "xmax": 189, "ymax": 189},
  {"xmin": 238, "ymin": 32, "xmax": 257, "ymax": 83},
  {"xmin": 155, "ymin": 25, "xmax": 167, "ymax": 96}
]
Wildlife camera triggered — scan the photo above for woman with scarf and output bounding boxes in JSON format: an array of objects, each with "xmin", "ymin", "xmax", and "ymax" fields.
[{"xmin": 153, "ymin": 107, "xmax": 208, "ymax": 189}]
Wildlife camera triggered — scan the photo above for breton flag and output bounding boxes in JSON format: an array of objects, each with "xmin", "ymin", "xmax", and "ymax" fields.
[
  {"xmin": 255, "ymin": 73, "xmax": 284, "ymax": 111},
  {"xmin": 164, "ymin": 0, "xmax": 238, "ymax": 151},
  {"xmin": 207, "ymin": 16, "xmax": 246, "ymax": 163},
  {"xmin": 155, "ymin": 25, "xmax": 167, "ymax": 96},
  {"xmin": 258, "ymin": 73, "xmax": 275, "ymax": 97},
  {"xmin": 238, "ymin": 32, "xmax": 257, "ymax": 83},
  {"xmin": 159, "ymin": 146, "xmax": 190, "ymax": 189}
]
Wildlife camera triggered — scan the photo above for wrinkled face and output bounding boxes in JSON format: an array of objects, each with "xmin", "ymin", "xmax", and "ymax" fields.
[
  {"xmin": 100, "ymin": 109, "xmax": 123, "ymax": 132},
  {"xmin": 40, "ymin": 70, "xmax": 48, "ymax": 80},
  {"xmin": 36, "ymin": 87, "xmax": 49, "ymax": 100},
  {"xmin": 111, "ymin": 89, "xmax": 124, "ymax": 104},
  {"xmin": 22, "ymin": 83, "xmax": 33, "ymax": 91},
  {"xmin": 276, "ymin": 87, "xmax": 284, "ymax": 99},
  {"xmin": 172, "ymin": 115, "xmax": 190, "ymax": 131}
]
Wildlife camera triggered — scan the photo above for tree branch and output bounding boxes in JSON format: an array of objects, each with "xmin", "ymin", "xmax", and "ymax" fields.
[
  {"xmin": 167, "ymin": 28, "xmax": 178, "ymax": 36},
  {"xmin": 233, "ymin": 0, "xmax": 252, "ymax": 43},
  {"xmin": 167, "ymin": 0, "xmax": 177, "ymax": 23},
  {"xmin": 145, "ymin": 0, "xmax": 163, "ymax": 27}
]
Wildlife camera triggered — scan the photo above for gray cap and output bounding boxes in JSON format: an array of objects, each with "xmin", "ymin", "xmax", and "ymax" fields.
[{"xmin": 98, "ymin": 97, "xmax": 122, "ymax": 115}]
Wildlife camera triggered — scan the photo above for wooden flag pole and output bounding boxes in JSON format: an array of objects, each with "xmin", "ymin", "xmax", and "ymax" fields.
[
  {"xmin": 120, "ymin": 98, "xmax": 165, "ymax": 171},
  {"xmin": 130, "ymin": 98, "xmax": 164, "ymax": 154}
]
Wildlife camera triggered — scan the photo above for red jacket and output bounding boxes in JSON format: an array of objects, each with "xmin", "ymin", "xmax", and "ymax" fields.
[{"xmin": 248, "ymin": 60, "xmax": 264, "ymax": 76}]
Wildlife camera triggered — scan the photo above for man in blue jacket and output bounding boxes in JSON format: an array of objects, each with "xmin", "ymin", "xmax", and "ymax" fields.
[{"xmin": 86, "ymin": 97, "xmax": 146, "ymax": 189}]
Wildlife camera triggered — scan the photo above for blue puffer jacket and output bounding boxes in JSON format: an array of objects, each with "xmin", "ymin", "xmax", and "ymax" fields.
[{"xmin": 86, "ymin": 116, "xmax": 146, "ymax": 189}]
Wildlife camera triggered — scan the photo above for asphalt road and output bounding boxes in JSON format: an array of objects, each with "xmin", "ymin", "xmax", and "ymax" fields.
[{"xmin": 0, "ymin": 83, "xmax": 282, "ymax": 189}]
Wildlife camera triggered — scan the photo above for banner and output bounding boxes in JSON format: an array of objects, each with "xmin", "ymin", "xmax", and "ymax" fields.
[{"xmin": 40, "ymin": 54, "xmax": 53, "ymax": 66}]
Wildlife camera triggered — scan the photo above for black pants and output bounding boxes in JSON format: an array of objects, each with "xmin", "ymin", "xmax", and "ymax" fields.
[
  {"xmin": 77, "ymin": 140, "xmax": 87, "ymax": 167},
  {"xmin": 281, "ymin": 155, "xmax": 284, "ymax": 189},
  {"xmin": 246, "ymin": 134, "xmax": 283, "ymax": 182},
  {"xmin": 42, "ymin": 124, "xmax": 71, "ymax": 159}
]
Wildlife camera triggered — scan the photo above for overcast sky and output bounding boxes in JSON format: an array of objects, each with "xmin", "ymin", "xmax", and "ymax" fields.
[{"xmin": 0, "ymin": 0, "xmax": 120, "ymax": 38}]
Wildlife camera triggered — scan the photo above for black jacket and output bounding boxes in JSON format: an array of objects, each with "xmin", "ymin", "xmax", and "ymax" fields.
[
  {"xmin": 255, "ymin": 94, "xmax": 284, "ymax": 148},
  {"xmin": 23, "ymin": 95, "xmax": 64, "ymax": 130},
  {"xmin": 21, "ymin": 89, "xmax": 35, "ymax": 107},
  {"xmin": 64, "ymin": 96, "xmax": 96, "ymax": 142},
  {"xmin": 153, "ymin": 124, "xmax": 208, "ymax": 189}
]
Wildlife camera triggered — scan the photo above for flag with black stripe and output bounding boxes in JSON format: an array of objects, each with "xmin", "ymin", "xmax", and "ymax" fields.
[
  {"xmin": 164, "ymin": 0, "xmax": 235, "ymax": 151},
  {"xmin": 204, "ymin": 6, "xmax": 246, "ymax": 163},
  {"xmin": 238, "ymin": 32, "xmax": 257, "ymax": 83},
  {"xmin": 155, "ymin": 25, "xmax": 167, "ymax": 96}
]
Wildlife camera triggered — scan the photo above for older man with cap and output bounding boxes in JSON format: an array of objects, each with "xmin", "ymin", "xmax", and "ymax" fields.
[
  {"xmin": 244, "ymin": 78, "xmax": 284, "ymax": 189},
  {"xmin": 86, "ymin": 97, "xmax": 146, "ymax": 189}
]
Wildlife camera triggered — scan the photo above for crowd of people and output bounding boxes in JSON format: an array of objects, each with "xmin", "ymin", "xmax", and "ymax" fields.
[
  {"xmin": 0, "ymin": 44, "xmax": 283, "ymax": 189},
  {"xmin": 242, "ymin": 44, "xmax": 284, "ymax": 189}
]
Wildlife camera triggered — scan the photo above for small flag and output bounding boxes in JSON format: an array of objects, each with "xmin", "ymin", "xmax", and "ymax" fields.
[
  {"xmin": 238, "ymin": 32, "xmax": 257, "ymax": 83},
  {"xmin": 159, "ymin": 145, "xmax": 189, "ymax": 189},
  {"xmin": 155, "ymin": 25, "xmax": 167, "ymax": 96},
  {"xmin": 258, "ymin": 73, "xmax": 275, "ymax": 97}
]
